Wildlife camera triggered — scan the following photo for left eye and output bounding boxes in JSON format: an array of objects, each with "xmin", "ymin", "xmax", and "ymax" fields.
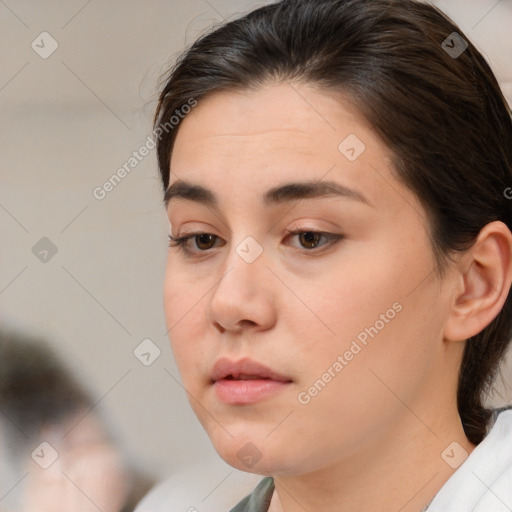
[{"xmin": 285, "ymin": 230, "xmax": 343, "ymax": 250}]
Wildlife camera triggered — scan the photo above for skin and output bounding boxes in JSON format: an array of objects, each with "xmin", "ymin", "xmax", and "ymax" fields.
[{"xmin": 163, "ymin": 82, "xmax": 512, "ymax": 512}]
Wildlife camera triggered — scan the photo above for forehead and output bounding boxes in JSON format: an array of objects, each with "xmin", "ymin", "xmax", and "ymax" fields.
[
  {"xmin": 168, "ymin": 83, "xmax": 419, "ymax": 217},
  {"xmin": 172, "ymin": 83, "xmax": 374, "ymax": 156}
]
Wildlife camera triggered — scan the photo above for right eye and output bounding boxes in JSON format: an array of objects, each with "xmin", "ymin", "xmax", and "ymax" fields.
[{"xmin": 168, "ymin": 233, "xmax": 225, "ymax": 255}]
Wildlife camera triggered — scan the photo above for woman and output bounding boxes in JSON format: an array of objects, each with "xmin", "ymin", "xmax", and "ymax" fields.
[{"xmin": 153, "ymin": 0, "xmax": 512, "ymax": 510}]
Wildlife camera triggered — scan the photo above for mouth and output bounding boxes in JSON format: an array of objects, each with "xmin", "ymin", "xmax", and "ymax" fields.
[
  {"xmin": 211, "ymin": 357, "xmax": 292, "ymax": 405},
  {"xmin": 211, "ymin": 357, "xmax": 292, "ymax": 383}
]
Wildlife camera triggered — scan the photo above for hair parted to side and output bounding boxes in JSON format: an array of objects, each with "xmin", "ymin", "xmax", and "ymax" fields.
[{"xmin": 154, "ymin": 0, "xmax": 512, "ymax": 444}]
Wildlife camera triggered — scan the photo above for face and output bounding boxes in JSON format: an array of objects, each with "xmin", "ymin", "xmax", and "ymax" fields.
[{"xmin": 163, "ymin": 83, "xmax": 457, "ymax": 477}]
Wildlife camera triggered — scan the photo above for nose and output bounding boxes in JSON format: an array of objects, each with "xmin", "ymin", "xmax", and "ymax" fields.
[{"xmin": 207, "ymin": 238, "xmax": 277, "ymax": 334}]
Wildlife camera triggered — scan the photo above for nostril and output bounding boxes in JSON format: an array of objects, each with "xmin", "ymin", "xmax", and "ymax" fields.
[
  {"xmin": 239, "ymin": 320, "xmax": 257, "ymax": 328},
  {"xmin": 213, "ymin": 321, "xmax": 226, "ymax": 333}
]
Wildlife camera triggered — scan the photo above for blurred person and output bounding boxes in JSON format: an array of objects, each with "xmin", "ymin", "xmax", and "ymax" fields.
[
  {"xmin": 0, "ymin": 327, "xmax": 154, "ymax": 512},
  {"xmin": 152, "ymin": 0, "xmax": 512, "ymax": 510}
]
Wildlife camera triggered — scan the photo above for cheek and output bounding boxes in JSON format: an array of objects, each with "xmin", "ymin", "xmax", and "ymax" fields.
[
  {"xmin": 163, "ymin": 260, "xmax": 208, "ymax": 379},
  {"xmin": 285, "ymin": 295, "xmax": 438, "ymax": 467},
  {"xmin": 163, "ymin": 255, "xmax": 209, "ymax": 326},
  {"xmin": 291, "ymin": 233, "xmax": 437, "ymax": 381},
  {"xmin": 290, "ymin": 247, "xmax": 402, "ymax": 353}
]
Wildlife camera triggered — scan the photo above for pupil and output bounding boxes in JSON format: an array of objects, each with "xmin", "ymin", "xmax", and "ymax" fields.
[
  {"xmin": 197, "ymin": 234, "xmax": 214, "ymax": 249},
  {"xmin": 301, "ymin": 232, "xmax": 319, "ymax": 248}
]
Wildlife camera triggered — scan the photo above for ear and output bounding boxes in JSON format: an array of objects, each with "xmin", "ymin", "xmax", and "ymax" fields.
[{"xmin": 444, "ymin": 221, "xmax": 512, "ymax": 342}]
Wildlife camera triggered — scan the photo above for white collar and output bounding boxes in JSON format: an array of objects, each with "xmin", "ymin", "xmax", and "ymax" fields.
[{"xmin": 426, "ymin": 408, "xmax": 512, "ymax": 511}]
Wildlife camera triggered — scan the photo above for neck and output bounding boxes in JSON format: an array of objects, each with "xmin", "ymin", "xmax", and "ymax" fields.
[{"xmin": 269, "ymin": 408, "xmax": 476, "ymax": 512}]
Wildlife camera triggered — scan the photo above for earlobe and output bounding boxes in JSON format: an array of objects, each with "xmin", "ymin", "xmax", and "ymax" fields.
[{"xmin": 444, "ymin": 221, "xmax": 512, "ymax": 342}]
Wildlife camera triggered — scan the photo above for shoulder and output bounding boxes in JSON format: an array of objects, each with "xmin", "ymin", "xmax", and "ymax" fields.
[{"xmin": 427, "ymin": 408, "xmax": 512, "ymax": 512}]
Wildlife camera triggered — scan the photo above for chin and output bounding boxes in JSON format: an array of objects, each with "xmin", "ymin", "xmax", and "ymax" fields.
[
  {"xmin": 207, "ymin": 427, "xmax": 299, "ymax": 477},
  {"xmin": 216, "ymin": 446, "xmax": 276, "ymax": 476},
  {"xmin": 203, "ymin": 424, "xmax": 267, "ymax": 473}
]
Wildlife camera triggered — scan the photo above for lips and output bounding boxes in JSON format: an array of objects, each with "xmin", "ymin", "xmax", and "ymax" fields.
[
  {"xmin": 211, "ymin": 358, "xmax": 292, "ymax": 405},
  {"xmin": 211, "ymin": 357, "xmax": 291, "ymax": 383}
]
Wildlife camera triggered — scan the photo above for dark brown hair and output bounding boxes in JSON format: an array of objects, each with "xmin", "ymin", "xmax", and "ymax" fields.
[{"xmin": 154, "ymin": 0, "xmax": 512, "ymax": 444}]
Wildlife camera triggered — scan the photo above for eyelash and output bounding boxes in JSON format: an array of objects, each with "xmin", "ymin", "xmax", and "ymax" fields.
[{"xmin": 167, "ymin": 230, "xmax": 344, "ymax": 256}]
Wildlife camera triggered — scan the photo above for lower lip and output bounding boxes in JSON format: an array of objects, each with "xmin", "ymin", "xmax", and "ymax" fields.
[{"xmin": 213, "ymin": 379, "xmax": 290, "ymax": 405}]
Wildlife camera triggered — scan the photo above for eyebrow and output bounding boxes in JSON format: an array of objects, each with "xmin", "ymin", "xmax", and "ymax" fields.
[{"xmin": 164, "ymin": 179, "xmax": 371, "ymax": 209}]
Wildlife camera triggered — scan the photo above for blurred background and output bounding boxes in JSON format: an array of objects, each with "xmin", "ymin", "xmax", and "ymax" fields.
[{"xmin": 1, "ymin": 0, "xmax": 511, "ymax": 509}]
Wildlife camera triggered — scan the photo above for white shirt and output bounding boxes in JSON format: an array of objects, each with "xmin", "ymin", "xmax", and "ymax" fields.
[{"xmin": 426, "ymin": 408, "xmax": 512, "ymax": 511}]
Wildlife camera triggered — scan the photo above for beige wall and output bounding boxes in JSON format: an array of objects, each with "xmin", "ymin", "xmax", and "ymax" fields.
[{"xmin": 1, "ymin": 0, "xmax": 511, "ymax": 481}]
